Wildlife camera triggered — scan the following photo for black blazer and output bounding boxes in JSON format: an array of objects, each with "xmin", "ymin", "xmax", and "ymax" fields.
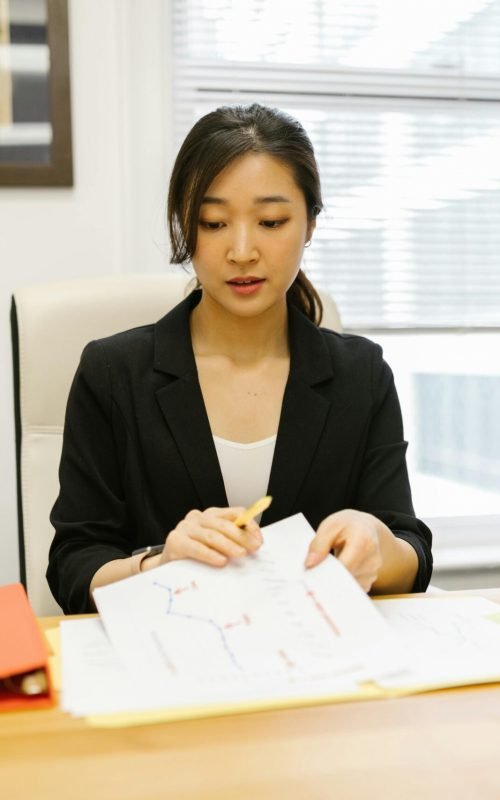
[{"xmin": 47, "ymin": 290, "xmax": 432, "ymax": 612}]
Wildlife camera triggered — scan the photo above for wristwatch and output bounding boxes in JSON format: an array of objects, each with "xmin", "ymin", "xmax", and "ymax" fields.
[
  {"xmin": 131, "ymin": 544, "xmax": 164, "ymax": 575},
  {"xmin": 132, "ymin": 545, "xmax": 165, "ymax": 558}
]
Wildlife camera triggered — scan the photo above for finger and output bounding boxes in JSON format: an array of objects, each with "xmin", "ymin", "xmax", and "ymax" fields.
[
  {"xmin": 199, "ymin": 513, "xmax": 262, "ymax": 553},
  {"xmin": 225, "ymin": 507, "xmax": 264, "ymax": 545},
  {"xmin": 357, "ymin": 572, "xmax": 376, "ymax": 593},
  {"xmin": 162, "ymin": 528, "xmax": 228, "ymax": 566},
  {"xmin": 334, "ymin": 537, "xmax": 362, "ymax": 573},
  {"xmin": 169, "ymin": 535, "xmax": 229, "ymax": 567},
  {"xmin": 226, "ymin": 508, "xmax": 264, "ymax": 546},
  {"xmin": 170, "ymin": 517, "xmax": 249, "ymax": 559},
  {"xmin": 244, "ymin": 519, "xmax": 264, "ymax": 545},
  {"xmin": 193, "ymin": 526, "xmax": 250, "ymax": 560},
  {"xmin": 346, "ymin": 561, "xmax": 377, "ymax": 592},
  {"xmin": 304, "ymin": 518, "xmax": 345, "ymax": 568},
  {"xmin": 336, "ymin": 534, "xmax": 380, "ymax": 575},
  {"xmin": 205, "ymin": 506, "xmax": 247, "ymax": 520}
]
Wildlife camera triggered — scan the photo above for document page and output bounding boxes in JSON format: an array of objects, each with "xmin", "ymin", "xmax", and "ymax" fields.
[
  {"xmin": 92, "ymin": 514, "xmax": 408, "ymax": 714},
  {"xmin": 376, "ymin": 596, "xmax": 500, "ymax": 690},
  {"xmin": 60, "ymin": 617, "xmax": 176, "ymax": 716}
]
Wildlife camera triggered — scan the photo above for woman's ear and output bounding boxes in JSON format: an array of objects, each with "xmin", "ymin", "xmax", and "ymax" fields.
[{"xmin": 306, "ymin": 218, "xmax": 317, "ymax": 244}]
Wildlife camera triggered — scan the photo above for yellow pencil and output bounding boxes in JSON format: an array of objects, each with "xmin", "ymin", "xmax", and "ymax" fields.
[{"xmin": 234, "ymin": 496, "xmax": 272, "ymax": 528}]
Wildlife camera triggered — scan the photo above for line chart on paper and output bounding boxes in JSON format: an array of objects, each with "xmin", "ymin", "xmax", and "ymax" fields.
[
  {"xmin": 94, "ymin": 515, "xmax": 410, "ymax": 700},
  {"xmin": 144, "ymin": 573, "xmax": 349, "ymax": 684}
]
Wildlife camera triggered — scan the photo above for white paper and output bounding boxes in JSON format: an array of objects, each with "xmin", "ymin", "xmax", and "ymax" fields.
[
  {"xmin": 59, "ymin": 517, "xmax": 500, "ymax": 719},
  {"xmin": 60, "ymin": 617, "xmax": 159, "ymax": 716},
  {"xmin": 92, "ymin": 514, "xmax": 409, "ymax": 713},
  {"xmin": 376, "ymin": 596, "xmax": 500, "ymax": 689},
  {"xmin": 60, "ymin": 616, "xmax": 367, "ymax": 717}
]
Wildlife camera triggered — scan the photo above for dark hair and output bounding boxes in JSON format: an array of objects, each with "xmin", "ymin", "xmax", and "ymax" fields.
[{"xmin": 167, "ymin": 103, "xmax": 324, "ymax": 324}]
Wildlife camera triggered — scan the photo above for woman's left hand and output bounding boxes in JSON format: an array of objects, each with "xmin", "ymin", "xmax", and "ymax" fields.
[{"xmin": 304, "ymin": 509, "xmax": 383, "ymax": 592}]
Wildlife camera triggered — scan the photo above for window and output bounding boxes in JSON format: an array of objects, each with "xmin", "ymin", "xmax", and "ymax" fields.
[{"xmin": 170, "ymin": 0, "xmax": 500, "ymax": 553}]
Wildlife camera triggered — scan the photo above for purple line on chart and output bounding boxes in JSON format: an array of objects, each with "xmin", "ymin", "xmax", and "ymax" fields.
[{"xmin": 153, "ymin": 581, "xmax": 251, "ymax": 671}]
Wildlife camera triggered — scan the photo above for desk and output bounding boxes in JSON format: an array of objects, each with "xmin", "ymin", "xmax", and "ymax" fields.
[{"xmin": 2, "ymin": 590, "xmax": 500, "ymax": 800}]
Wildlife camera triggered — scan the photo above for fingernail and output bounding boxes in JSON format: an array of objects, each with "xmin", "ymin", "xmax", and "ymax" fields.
[{"xmin": 305, "ymin": 551, "xmax": 321, "ymax": 568}]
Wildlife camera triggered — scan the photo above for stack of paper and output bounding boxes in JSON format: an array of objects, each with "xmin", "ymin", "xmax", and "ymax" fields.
[{"xmin": 58, "ymin": 514, "xmax": 500, "ymax": 726}]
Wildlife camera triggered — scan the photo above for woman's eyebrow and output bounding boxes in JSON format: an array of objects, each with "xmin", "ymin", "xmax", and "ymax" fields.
[
  {"xmin": 201, "ymin": 195, "xmax": 291, "ymax": 205},
  {"xmin": 201, "ymin": 196, "xmax": 225, "ymax": 205},
  {"xmin": 255, "ymin": 195, "xmax": 291, "ymax": 204}
]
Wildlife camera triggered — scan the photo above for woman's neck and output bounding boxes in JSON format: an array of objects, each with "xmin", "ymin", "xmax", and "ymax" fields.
[{"xmin": 190, "ymin": 292, "xmax": 289, "ymax": 364}]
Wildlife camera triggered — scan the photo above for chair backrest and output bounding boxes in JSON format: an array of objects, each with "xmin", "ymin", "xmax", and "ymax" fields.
[{"xmin": 11, "ymin": 274, "xmax": 342, "ymax": 615}]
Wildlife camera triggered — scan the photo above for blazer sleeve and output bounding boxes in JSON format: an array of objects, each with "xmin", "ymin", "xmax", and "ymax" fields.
[
  {"xmin": 47, "ymin": 340, "xmax": 133, "ymax": 613},
  {"xmin": 353, "ymin": 345, "xmax": 433, "ymax": 592}
]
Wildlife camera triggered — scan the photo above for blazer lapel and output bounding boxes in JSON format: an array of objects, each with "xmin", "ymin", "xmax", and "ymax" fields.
[
  {"xmin": 262, "ymin": 307, "xmax": 334, "ymax": 526},
  {"xmin": 153, "ymin": 291, "xmax": 228, "ymax": 510},
  {"xmin": 151, "ymin": 292, "xmax": 337, "ymax": 522}
]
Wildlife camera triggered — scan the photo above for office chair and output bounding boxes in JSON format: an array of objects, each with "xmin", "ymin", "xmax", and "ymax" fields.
[{"xmin": 11, "ymin": 274, "xmax": 342, "ymax": 615}]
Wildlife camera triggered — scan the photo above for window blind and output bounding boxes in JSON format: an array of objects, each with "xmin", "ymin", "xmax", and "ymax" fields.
[{"xmin": 171, "ymin": 0, "xmax": 500, "ymax": 329}]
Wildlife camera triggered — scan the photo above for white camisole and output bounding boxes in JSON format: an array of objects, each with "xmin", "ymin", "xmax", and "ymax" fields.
[{"xmin": 213, "ymin": 434, "xmax": 277, "ymax": 517}]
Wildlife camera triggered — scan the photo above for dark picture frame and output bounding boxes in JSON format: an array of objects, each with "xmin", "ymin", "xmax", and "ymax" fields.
[{"xmin": 0, "ymin": 0, "xmax": 73, "ymax": 186}]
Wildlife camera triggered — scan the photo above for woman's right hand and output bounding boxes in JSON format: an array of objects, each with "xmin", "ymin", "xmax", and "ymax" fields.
[{"xmin": 159, "ymin": 506, "xmax": 263, "ymax": 567}]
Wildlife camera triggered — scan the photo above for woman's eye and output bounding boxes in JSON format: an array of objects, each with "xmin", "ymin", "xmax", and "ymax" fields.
[
  {"xmin": 199, "ymin": 220, "xmax": 224, "ymax": 230},
  {"xmin": 261, "ymin": 219, "xmax": 288, "ymax": 229}
]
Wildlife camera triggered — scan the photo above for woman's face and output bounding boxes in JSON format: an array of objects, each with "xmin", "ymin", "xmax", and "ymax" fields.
[{"xmin": 192, "ymin": 152, "xmax": 314, "ymax": 318}]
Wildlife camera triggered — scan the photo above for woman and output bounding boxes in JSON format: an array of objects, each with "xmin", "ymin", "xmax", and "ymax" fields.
[{"xmin": 47, "ymin": 103, "xmax": 432, "ymax": 613}]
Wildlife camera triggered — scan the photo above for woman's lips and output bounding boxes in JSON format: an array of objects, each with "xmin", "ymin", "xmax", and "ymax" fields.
[{"xmin": 226, "ymin": 277, "xmax": 265, "ymax": 295}]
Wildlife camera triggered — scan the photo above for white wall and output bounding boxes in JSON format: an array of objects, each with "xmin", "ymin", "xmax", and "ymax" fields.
[{"xmin": 0, "ymin": 0, "xmax": 173, "ymax": 585}]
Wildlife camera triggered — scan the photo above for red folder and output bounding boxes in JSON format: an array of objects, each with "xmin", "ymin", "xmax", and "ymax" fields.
[{"xmin": 0, "ymin": 583, "xmax": 54, "ymax": 711}]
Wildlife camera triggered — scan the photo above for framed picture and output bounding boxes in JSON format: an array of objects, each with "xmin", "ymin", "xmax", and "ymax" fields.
[{"xmin": 0, "ymin": 0, "xmax": 73, "ymax": 186}]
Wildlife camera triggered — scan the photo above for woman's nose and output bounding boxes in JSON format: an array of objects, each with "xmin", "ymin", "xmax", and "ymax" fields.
[{"xmin": 227, "ymin": 226, "xmax": 259, "ymax": 263}]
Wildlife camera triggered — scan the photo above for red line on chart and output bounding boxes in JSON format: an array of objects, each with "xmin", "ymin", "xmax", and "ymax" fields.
[
  {"xmin": 174, "ymin": 581, "xmax": 198, "ymax": 595},
  {"xmin": 306, "ymin": 589, "xmax": 341, "ymax": 637},
  {"xmin": 278, "ymin": 649, "xmax": 296, "ymax": 669},
  {"xmin": 224, "ymin": 613, "xmax": 251, "ymax": 630}
]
